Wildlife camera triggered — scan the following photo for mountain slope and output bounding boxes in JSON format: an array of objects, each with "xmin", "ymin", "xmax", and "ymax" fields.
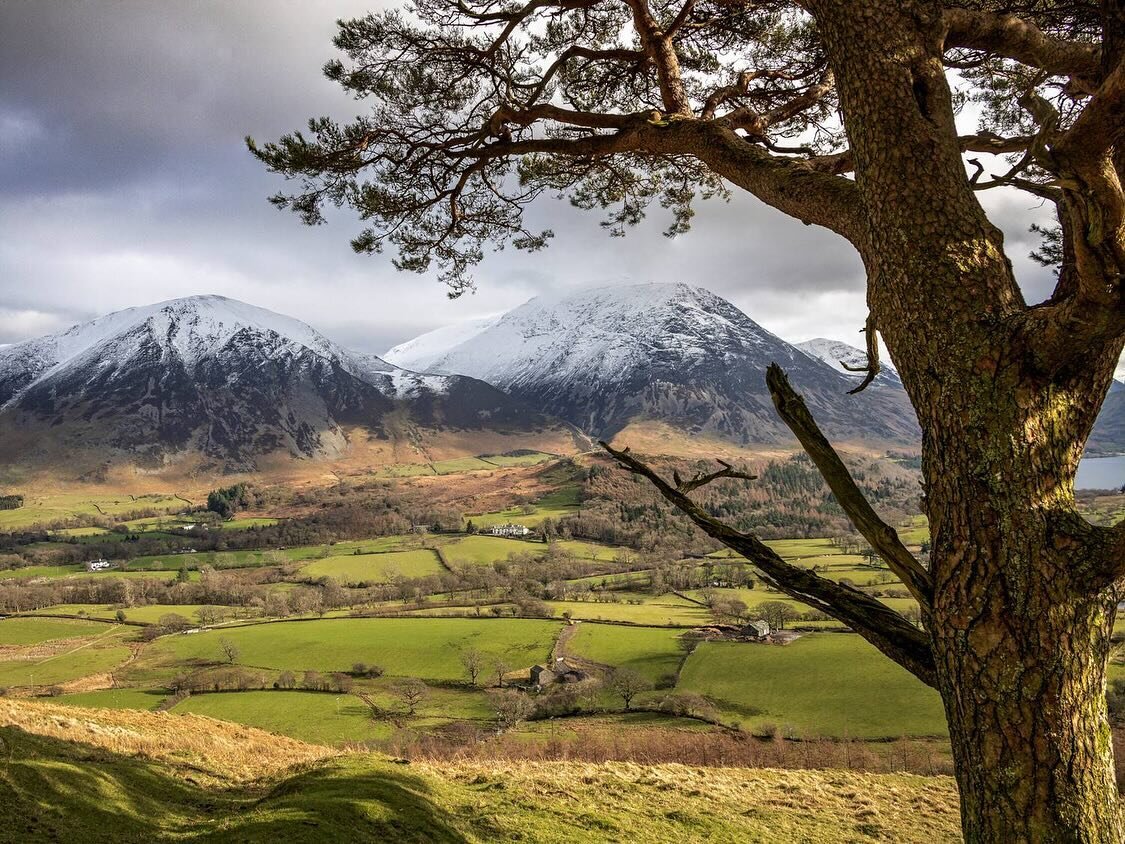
[
  {"xmin": 386, "ymin": 283, "xmax": 920, "ymax": 445},
  {"xmin": 1087, "ymin": 380, "xmax": 1125, "ymax": 457},
  {"xmin": 795, "ymin": 338, "xmax": 904, "ymax": 388},
  {"xmin": 0, "ymin": 295, "xmax": 550, "ymax": 471}
]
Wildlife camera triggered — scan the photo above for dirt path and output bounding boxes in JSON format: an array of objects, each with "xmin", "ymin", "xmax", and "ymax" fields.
[{"xmin": 551, "ymin": 622, "xmax": 612, "ymax": 672}]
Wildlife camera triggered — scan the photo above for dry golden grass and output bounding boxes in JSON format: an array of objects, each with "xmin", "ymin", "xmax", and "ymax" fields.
[
  {"xmin": 0, "ymin": 697, "xmax": 963, "ymax": 841},
  {"xmin": 0, "ymin": 697, "xmax": 334, "ymax": 784},
  {"xmin": 0, "ymin": 423, "xmax": 580, "ymax": 493},
  {"xmin": 416, "ymin": 758, "xmax": 963, "ymax": 842},
  {"xmin": 608, "ymin": 419, "xmax": 899, "ymax": 461}
]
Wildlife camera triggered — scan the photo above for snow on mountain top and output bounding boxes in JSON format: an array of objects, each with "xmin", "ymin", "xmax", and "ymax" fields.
[
  {"xmin": 0, "ymin": 294, "xmax": 450, "ymax": 404},
  {"xmin": 385, "ymin": 313, "xmax": 501, "ymax": 373},
  {"xmin": 383, "ymin": 282, "xmax": 788, "ymax": 384},
  {"xmin": 796, "ymin": 337, "xmax": 901, "ymax": 385}
]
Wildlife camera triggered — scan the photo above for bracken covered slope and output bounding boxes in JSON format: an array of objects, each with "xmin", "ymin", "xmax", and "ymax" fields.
[{"xmin": 0, "ymin": 698, "xmax": 962, "ymax": 843}]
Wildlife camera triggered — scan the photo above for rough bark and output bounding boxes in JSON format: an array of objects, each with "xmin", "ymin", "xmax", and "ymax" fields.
[{"xmin": 809, "ymin": 1, "xmax": 1125, "ymax": 839}]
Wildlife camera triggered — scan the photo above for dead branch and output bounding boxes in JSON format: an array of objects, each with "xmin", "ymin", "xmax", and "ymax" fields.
[
  {"xmin": 599, "ymin": 440, "xmax": 937, "ymax": 687},
  {"xmin": 765, "ymin": 364, "xmax": 934, "ymax": 606},
  {"xmin": 672, "ymin": 460, "xmax": 757, "ymax": 493},
  {"xmin": 839, "ymin": 315, "xmax": 881, "ymax": 395}
]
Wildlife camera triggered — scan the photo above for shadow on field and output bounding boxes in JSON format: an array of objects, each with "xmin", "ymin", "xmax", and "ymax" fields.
[{"xmin": 0, "ymin": 727, "xmax": 473, "ymax": 843}]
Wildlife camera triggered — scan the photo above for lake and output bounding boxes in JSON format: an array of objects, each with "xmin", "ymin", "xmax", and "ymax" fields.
[{"xmin": 1076, "ymin": 456, "xmax": 1125, "ymax": 490}]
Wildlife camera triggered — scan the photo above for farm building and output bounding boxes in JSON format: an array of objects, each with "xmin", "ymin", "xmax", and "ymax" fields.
[
  {"xmin": 85, "ymin": 559, "xmax": 112, "ymax": 572},
  {"xmin": 489, "ymin": 523, "xmax": 531, "ymax": 537},
  {"xmin": 530, "ymin": 658, "xmax": 588, "ymax": 688},
  {"xmin": 742, "ymin": 620, "xmax": 770, "ymax": 639}
]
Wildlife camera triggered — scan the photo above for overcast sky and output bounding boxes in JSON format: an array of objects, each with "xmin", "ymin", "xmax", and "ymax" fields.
[{"xmin": 0, "ymin": 1, "xmax": 1074, "ymax": 363}]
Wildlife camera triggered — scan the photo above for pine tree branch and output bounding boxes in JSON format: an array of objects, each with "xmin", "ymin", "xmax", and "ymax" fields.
[
  {"xmin": 599, "ymin": 441, "xmax": 937, "ymax": 688},
  {"xmin": 943, "ymin": 9, "xmax": 1102, "ymax": 86},
  {"xmin": 765, "ymin": 364, "xmax": 934, "ymax": 607},
  {"xmin": 672, "ymin": 460, "xmax": 757, "ymax": 493}
]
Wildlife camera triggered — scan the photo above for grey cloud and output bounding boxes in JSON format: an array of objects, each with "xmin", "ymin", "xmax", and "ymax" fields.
[{"xmin": 0, "ymin": 1, "xmax": 1085, "ymax": 365}]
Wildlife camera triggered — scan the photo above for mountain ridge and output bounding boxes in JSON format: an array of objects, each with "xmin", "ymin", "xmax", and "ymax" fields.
[
  {"xmin": 0, "ymin": 295, "xmax": 553, "ymax": 472},
  {"xmin": 386, "ymin": 282, "xmax": 921, "ymax": 445}
]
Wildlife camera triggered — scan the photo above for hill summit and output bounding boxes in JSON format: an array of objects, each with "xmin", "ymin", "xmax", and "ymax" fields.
[
  {"xmin": 386, "ymin": 282, "xmax": 921, "ymax": 445},
  {"xmin": 0, "ymin": 295, "xmax": 549, "ymax": 471}
]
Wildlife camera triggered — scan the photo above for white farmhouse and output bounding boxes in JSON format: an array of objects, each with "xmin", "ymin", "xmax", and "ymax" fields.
[
  {"xmin": 85, "ymin": 559, "xmax": 112, "ymax": 572},
  {"xmin": 488, "ymin": 523, "xmax": 531, "ymax": 537}
]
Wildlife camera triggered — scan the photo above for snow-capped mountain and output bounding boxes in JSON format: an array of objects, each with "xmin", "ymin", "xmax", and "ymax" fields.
[
  {"xmin": 386, "ymin": 283, "xmax": 920, "ymax": 444},
  {"xmin": 0, "ymin": 296, "xmax": 547, "ymax": 469},
  {"xmin": 795, "ymin": 338, "xmax": 903, "ymax": 388}
]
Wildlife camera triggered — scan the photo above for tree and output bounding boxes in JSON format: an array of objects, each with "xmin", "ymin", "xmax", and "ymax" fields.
[
  {"xmin": 488, "ymin": 689, "xmax": 536, "ymax": 730},
  {"xmin": 609, "ymin": 668, "xmax": 653, "ymax": 711},
  {"xmin": 392, "ymin": 678, "xmax": 429, "ymax": 715},
  {"xmin": 491, "ymin": 656, "xmax": 511, "ymax": 688},
  {"xmin": 218, "ymin": 638, "xmax": 241, "ymax": 665},
  {"xmin": 157, "ymin": 613, "xmax": 190, "ymax": 633},
  {"xmin": 459, "ymin": 647, "xmax": 486, "ymax": 686},
  {"xmin": 198, "ymin": 605, "xmax": 221, "ymax": 627},
  {"xmin": 277, "ymin": 670, "xmax": 297, "ymax": 690},
  {"xmin": 757, "ymin": 600, "xmax": 798, "ymax": 631},
  {"xmin": 114, "ymin": 609, "xmax": 126, "ymax": 624},
  {"xmin": 252, "ymin": 4, "xmax": 1125, "ymax": 838}
]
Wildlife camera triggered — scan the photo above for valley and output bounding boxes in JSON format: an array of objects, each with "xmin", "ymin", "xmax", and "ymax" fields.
[
  {"xmin": 0, "ymin": 286, "xmax": 1119, "ymax": 841},
  {"xmin": 2, "ymin": 449, "xmax": 1121, "ymax": 791}
]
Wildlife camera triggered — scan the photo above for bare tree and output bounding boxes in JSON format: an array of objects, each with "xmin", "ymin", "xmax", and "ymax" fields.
[
  {"xmin": 218, "ymin": 637, "xmax": 240, "ymax": 665},
  {"xmin": 609, "ymin": 668, "xmax": 653, "ymax": 711},
  {"xmin": 488, "ymin": 689, "xmax": 536, "ymax": 730},
  {"xmin": 756, "ymin": 600, "xmax": 798, "ymax": 631},
  {"xmin": 491, "ymin": 656, "xmax": 511, "ymax": 688},
  {"xmin": 392, "ymin": 678, "xmax": 429, "ymax": 716},
  {"xmin": 253, "ymin": 3, "xmax": 1125, "ymax": 837},
  {"xmin": 459, "ymin": 647, "xmax": 486, "ymax": 686}
]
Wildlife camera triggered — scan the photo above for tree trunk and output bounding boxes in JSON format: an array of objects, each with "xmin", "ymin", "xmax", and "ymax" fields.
[
  {"xmin": 807, "ymin": 2, "xmax": 1125, "ymax": 836},
  {"xmin": 928, "ymin": 483, "xmax": 1121, "ymax": 841},
  {"xmin": 916, "ymin": 346, "xmax": 1124, "ymax": 842}
]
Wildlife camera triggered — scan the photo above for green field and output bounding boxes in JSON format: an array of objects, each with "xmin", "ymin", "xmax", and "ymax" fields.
[
  {"xmin": 678, "ymin": 635, "xmax": 947, "ymax": 738},
  {"xmin": 442, "ymin": 535, "xmax": 542, "ymax": 567},
  {"xmin": 221, "ymin": 517, "xmax": 280, "ymax": 529},
  {"xmin": 140, "ymin": 617, "xmax": 562, "ymax": 681},
  {"xmin": 0, "ymin": 617, "xmax": 107, "ymax": 645},
  {"xmin": 466, "ymin": 484, "xmax": 582, "ymax": 529},
  {"xmin": 566, "ymin": 624, "xmax": 685, "ymax": 683},
  {"xmin": 0, "ymin": 565, "xmax": 200, "ymax": 583},
  {"xmin": 301, "ymin": 550, "xmax": 445, "ymax": 585},
  {"xmin": 0, "ymin": 644, "xmax": 132, "ymax": 687},
  {"xmin": 36, "ymin": 604, "xmax": 224, "ymax": 625},
  {"xmin": 50, "ymin": 526, "xmax": 110, "ymax": 537},
  {"xmin": 555, "ymin": 540, "xmax": 630, "ymax": 563},
  {"xmin": 477, "ymin": 451, "xmax": 556, "ymax": 468},
  {"xmin": 0, "ymin": 492, "xmax": 185, "ymax": 531},
  {"xmin": 56, "ymin": 688, "xmax": 167, "ymax": 711},
  {"xmin": 896, "ymin": 515, "xmax": 930, "ymax": 545},
  {"xmin": 0, "ymin": 565, "xmax": 84, "ymax": 580},
  {"xmin": 546, "ymin": 595, "xmax": 710, "ymax": 627},
  {"xmin": 682, "ymin": 588, "xmax": 844, "ymax": 627},
  {"xmin": 173, "ymin": 690, "xmax": 387, "ymax": 744}
]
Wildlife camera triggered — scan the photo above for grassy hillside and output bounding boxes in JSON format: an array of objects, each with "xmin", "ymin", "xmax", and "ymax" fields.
[
  {"xmin": 678, "ymin": 636, "xmax": 948, "ymax": 738},
  {"xmin": 135, "ymin": 617, "xmax": 561, "ymax": 682},
  {"xmin": 0, "ymin": 698, "xmax": 962, "ymax": 843}
]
